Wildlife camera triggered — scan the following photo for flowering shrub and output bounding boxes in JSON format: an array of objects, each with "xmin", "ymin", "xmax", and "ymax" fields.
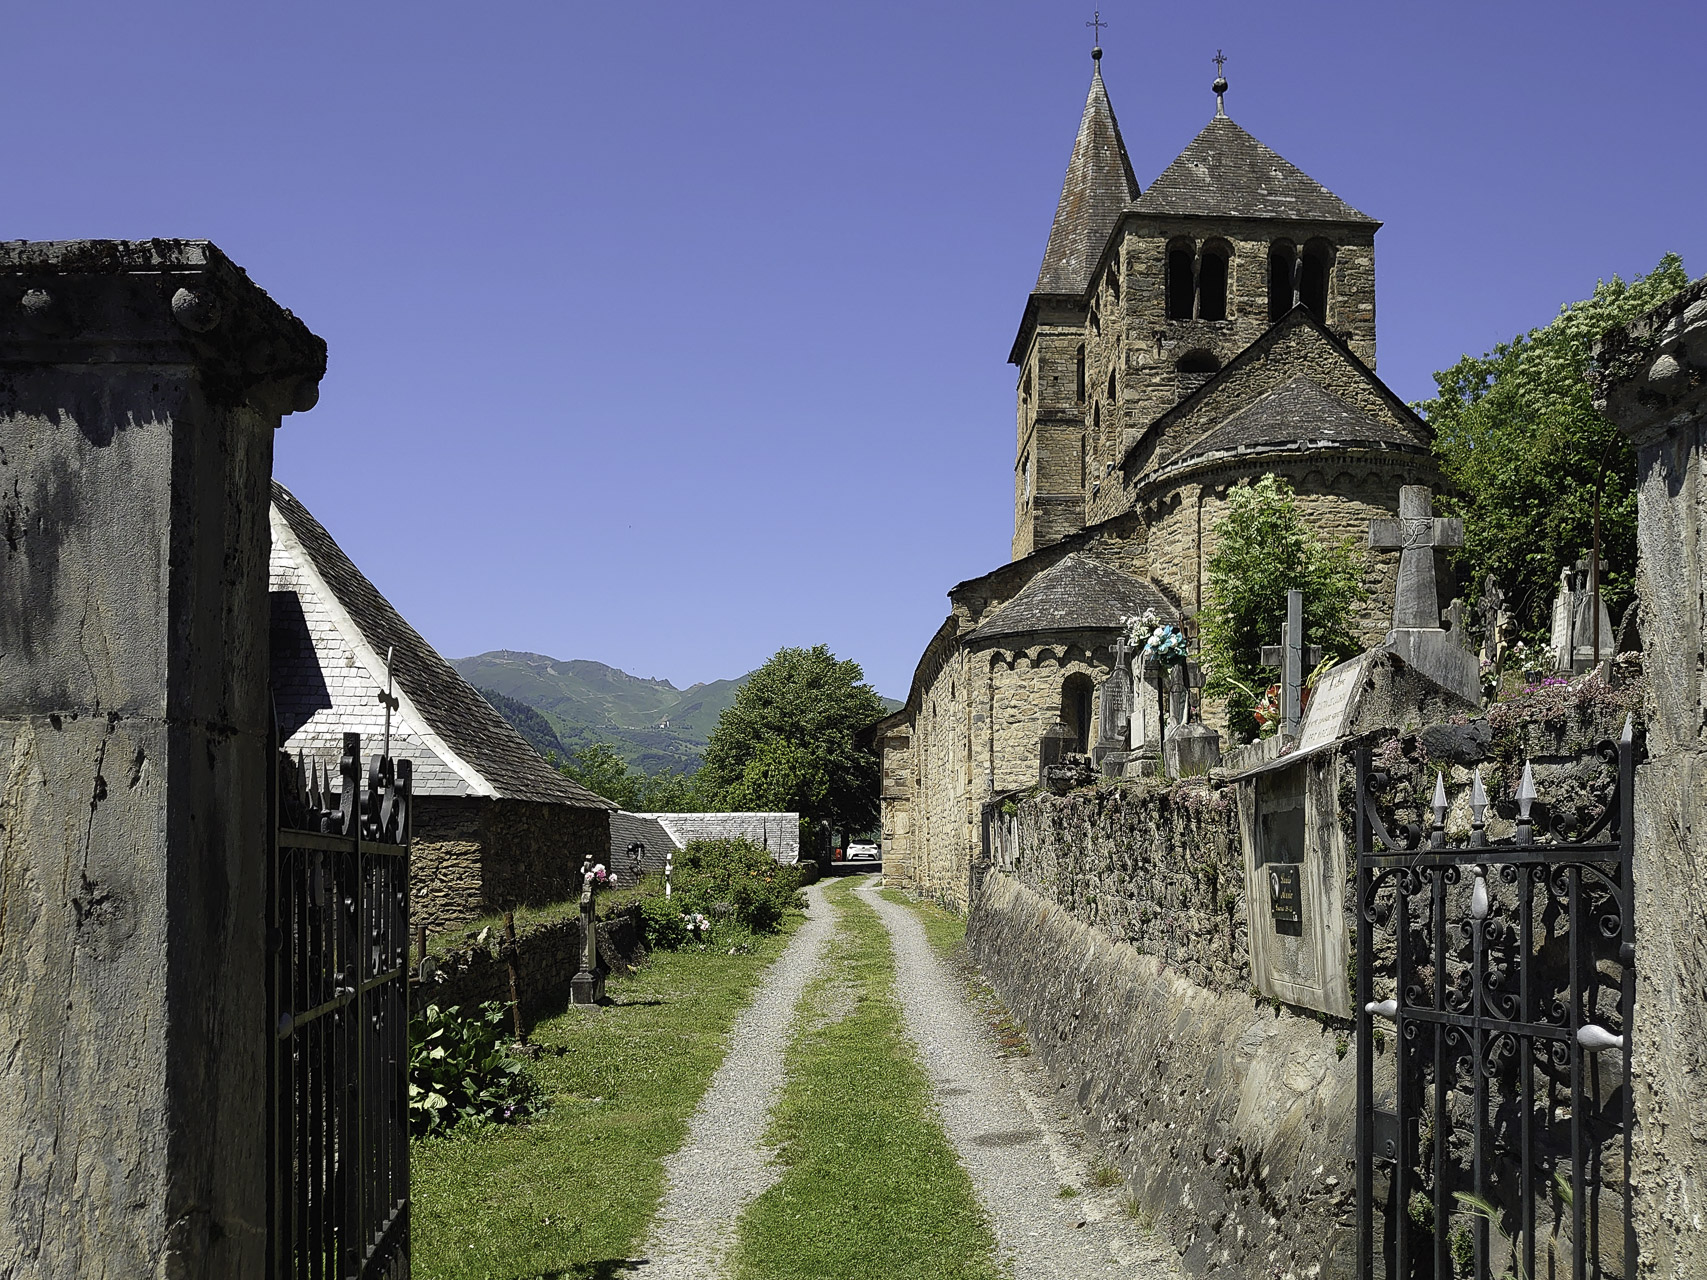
[
  {"xmin": 408, "ymin": 1001, "xmax": 541, "ymax": 1136},
  {"xmin": 684, "ymin": 912, "xmax": 713, "ymax": 941},
  {"xmin": 674, "ymin": 837, "xmax": 804, "ymax": 933}
]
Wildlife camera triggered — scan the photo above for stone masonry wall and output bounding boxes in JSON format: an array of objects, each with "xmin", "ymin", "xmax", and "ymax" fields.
[
  {"xmin": 413, "ymin": 904, "xmax": 645, "ymax": 1027},
  {"xmin": 971, "ymin": 693, "xmax": 1640, "ymax": 1279},
  {"xmin": 411, "ymin": 796, "xmax": 610, "ymax": 932}
]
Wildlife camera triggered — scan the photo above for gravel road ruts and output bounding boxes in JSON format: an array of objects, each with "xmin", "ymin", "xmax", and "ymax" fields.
[
  {"xmin": 641, "ymin": 874, "xmax": 1182, "ymax": 1278},
  {"xmin": 639, "ymin": 880, "xmax": 839, "ymax": 1279},
  {"xmin": 860, "ymin": 878, "xmax": 1183, "ymax": 1280}
]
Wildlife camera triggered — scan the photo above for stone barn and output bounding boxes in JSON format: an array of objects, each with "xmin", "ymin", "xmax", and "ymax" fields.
[{"xmin": 269, "ymin": 480, "xmax": 613, "ymax": 929}]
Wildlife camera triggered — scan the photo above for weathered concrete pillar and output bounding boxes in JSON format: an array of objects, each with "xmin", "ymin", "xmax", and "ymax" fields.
[
  {"xmin": 1596, "ymin": 278, "xmax": 1707, "ymax": 1278},
  {"xmin": 0, "ymin": 241, "xmax": 325, "ymax": 1278}
]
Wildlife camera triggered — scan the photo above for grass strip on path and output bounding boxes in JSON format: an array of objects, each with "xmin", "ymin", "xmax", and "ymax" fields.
[
  {"xmin": 878, "ymin": 886, "xmax": 967, "ymax": 959},
  {"xmin": 731, "ymin": 878, "xmax": 1004, "ymax": 1280},
  {"xmin": 411, "ymin": 916, "xmax": 801, "ymax": 1280}
]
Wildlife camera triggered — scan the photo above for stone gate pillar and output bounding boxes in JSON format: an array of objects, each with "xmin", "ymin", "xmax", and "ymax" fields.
[
  {"xmin": 1596, "ymin": 278, "xmax": 1707, "ymax": 1279},
  {"xmin": 0, "ymin": 241, "xmax": 325, "ymax": 1279}
]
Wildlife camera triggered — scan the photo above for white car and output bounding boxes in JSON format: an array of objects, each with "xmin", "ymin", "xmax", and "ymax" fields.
[{"xmin": 844, "ymin": 842, "xmax": 881, "ymax": 866}]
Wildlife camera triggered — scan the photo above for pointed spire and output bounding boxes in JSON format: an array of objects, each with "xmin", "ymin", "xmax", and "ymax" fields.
[{"xmin": 1033, "ymin": 54, "xmax": 1140, "ymax": 296}]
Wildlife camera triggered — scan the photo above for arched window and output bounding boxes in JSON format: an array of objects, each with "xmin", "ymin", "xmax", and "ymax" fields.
[
  {"xmin": 1300, "ymin": 240, "xmax": 1332, "ymax": 324},
  {"xmin": 1061, "ymin": 673, "xmax": 1095, "ymax": 754},
  {"xmin": 1075, "ymin": 345, "xmax": 1086, "ymax": 402},
  {"xmin": 1166, "ymin": 244, "xmax": 1195, "ymax": 320},
  {"xmin": 1176, "ymin": 349, "xmax": 1220, "ymax": 375},
  {"xmin": 1106, "ymin": 262, "xmax": 1120, "ymax": 304},
  {"xmin": 1268, "ymin": 241, "xmax": 1297, "ymax": 321},
  {"xmin": 1079, "ymin": 432, "xmax": 1087, "ymax": 490},
  {"xmin": 1106, "ymin": 368, "xmax": 1117, "ymax": 402},
  {"xmin": 1198, "ymin": 244, "xmax": 1229, "ymax": 321}
]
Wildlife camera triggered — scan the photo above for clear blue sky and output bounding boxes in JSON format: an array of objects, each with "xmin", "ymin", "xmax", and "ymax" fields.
[{"xmin": 5, "ymin": 2, "xmax": 1702, "ymax": 701}]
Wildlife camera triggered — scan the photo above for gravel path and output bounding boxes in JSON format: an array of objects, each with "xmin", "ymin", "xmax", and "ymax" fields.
[
  {"xmin": 639, "ymin": 881, "xmax": 838, "ymax": 1279},
  {"xmin": 859, "ymin": 879, "xmax": 1183, "ymax": 1280}
]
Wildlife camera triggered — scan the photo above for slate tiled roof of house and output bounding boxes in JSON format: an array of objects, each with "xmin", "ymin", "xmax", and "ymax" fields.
[
  {"xmin": 1132, "ymin": 115, "xmax": 1375, "ymax": 225},
  {"xmin": 270, "ymin": 481, "xmax": 612, "ymax": 808},
  {"xmin": 965, "ymin": 553, "xmax": 1177, "ymax": 643},
  {"xmin": 1163, "ymin": 376, "xmax": 1430, "ymax": 470},
  {"xmin": 1035, "ymin": 62, "xmax": 1141, "ymax": 296}
]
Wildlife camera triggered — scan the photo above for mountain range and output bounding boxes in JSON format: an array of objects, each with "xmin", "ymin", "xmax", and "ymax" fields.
[{"xmin": 452, "ymin": 651, "xmax": 750, "ymax": 774}]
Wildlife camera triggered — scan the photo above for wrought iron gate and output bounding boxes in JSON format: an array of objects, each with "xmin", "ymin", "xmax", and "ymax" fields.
[
  {"xmin": 1355, "ymin": 722, "xmax": 1635, "ymax": 1280},
  {"xmin": 270, "ymin": 730, "xmax": 412, "ymax": 1278}
]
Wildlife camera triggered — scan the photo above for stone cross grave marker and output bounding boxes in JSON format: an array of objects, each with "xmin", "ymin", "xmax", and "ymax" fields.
[
  {"xmin": 1368, "ymin": 485, "xmax": 1481, "ymax": 704},
  {"xmin": 1260, "ymin": 589, "xmax": 1322, "ymax": 740},
  {"xmin": 571, "ymin": 856, "xmax": 604, "ymax": 1006},
  {"xmin": 1369, "ymin": 485, "xmax": 1464, "ymax": 628},
  {"xmin": 1093, "ymin": 630, "xmax": 1132, "ymax": 775}
]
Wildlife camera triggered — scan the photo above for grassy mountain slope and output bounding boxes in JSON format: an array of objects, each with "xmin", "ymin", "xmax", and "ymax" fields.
[
  {"xmin": 457, "ymin": 650, "xmax": 903, "ymax": 773},
  {"xmin": 452, "ymin": 651, "xmax": 748, "ymax": 773}
]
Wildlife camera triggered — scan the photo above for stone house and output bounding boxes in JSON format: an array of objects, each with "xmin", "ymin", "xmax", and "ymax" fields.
[
  {"xmin": 878, "ymin": 54, "xmax": 1442, "ymax": 907},
  {"xmin": 270, "ymin": 481, "xmax": 614, "ymax": 929}
]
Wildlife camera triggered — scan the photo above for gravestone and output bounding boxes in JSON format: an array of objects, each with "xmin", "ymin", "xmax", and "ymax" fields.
[
  {"xmin": 1259, "ymin": 588, "xmax": 1322, "ymax": 740},
  {"xmin": 1548, "ymin": 558, "xmax": 1616, "ymax": 672},
  {"xmin": 570, "ymin": 858, "xmax": 605, "ymax": 1006},
  {"xmin": 1474, "ymin": 574, "xmax": 1507, "ymax": 664},
  {"xmin": 1368, "ymin": 486, "xmax": 1481, "ymax": 704},
  {"xmin": 1092, "ymin": 632, "xmax": 1133, "ymax": 777},
  {"xmin": 0, "ymin": 242, "xmax": 325, "ymax": 1277}
]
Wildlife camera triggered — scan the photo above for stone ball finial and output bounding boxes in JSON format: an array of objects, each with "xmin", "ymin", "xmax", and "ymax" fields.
[
  {"xmin": 170, "ymin": 286, "xmax": 221, "ymax": 333},
  {"xmin": 1092, "ymin": 45, "xmax": 1102, "ymax": 61},
  {"xmin": 1213, "ymin": 75, "xmax": 1228, "ymax": 95}
]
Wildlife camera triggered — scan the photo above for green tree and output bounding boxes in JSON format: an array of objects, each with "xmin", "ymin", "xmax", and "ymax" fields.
[
  {"xmin": 700, "ymin": 645, "xmax": 885, "ymax": 839},
  {"xmin": 1198, "ymin": 474, "xmax": 1366, "ymax": 739},
  {"xmin": 1418, "ymin": 253, "xmax": 1691, "ymax": 636},
  {"xmin": 558, "ymin": 743, "xmax": 707, "ymax": 812}
]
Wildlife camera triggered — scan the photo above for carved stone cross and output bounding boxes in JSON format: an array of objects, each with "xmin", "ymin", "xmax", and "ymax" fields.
[
  {"xmin": 1368, "ymin": 486, "xmax": 1464, "ymax": 630},
  {"xmin": 1260, "ymin": 589, "xmax": 1322, "ymax": 739}
]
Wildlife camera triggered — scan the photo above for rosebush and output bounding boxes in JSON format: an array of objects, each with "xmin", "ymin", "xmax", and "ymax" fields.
[
  {"xmin": 409, "ymin": 1001, "xmax": 542, "ymax": 1136},
  {"xmin": 673, "ymin": 838, "xmax": 804, "ymax": 934}
]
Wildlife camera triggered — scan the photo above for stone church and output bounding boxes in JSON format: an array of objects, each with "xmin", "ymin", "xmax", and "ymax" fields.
[{"xmin": 874, "ymin": 54, "xmax": 1443, "ymax": 906}]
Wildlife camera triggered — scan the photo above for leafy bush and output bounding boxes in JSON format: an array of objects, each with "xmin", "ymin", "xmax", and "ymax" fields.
[
  {"xmin": 409, "ymin": 1001, "xmax": 542, "ymax": 1136},
  {"xmin": 674, "ymin": 838, "xmax": 804, "ymax": 934},
  {"xmin": 638, "ymin": 894, "xmax": 692, "ymax": 950}
]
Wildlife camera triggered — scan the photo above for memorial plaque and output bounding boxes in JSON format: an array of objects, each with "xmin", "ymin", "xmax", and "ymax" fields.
[
  {"xmin": 1297, "ymin": 656, "xmax": 1364, "ymax": 755},
  {"xmin": 1269, "ymin": 863, "xmax": 1302, "ymax": 931},
  {"xmin": 1235, "ymin": 755, "xmax": 1351, "ymax": 1017}
]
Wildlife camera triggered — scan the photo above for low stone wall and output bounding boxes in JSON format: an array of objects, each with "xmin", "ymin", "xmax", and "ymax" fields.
[
  {"xmin": 413, "ymin": 903, "xmax": 645, "ymax": 1026},
  {"xmin": 970, "ymin": 690, "xmax": 1641, "ymax": 1278},
  {"xmin": 973, "ymin": 787, "xmax": 1357, "ymax": 1279},
  {"xmin": 411, "ymin": 796, "xmax": 612, "ymax": 933}
]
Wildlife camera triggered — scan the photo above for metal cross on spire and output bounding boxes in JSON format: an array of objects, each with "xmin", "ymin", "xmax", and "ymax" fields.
[
  {"xmin": 378, "ymin": 644, "xmax": 399, "ymax": 761},
  {"xmin": 1213, "ymin": 49, "xmax": 1229, "ymax": 117},
  {"xmin": 1087, "ymin": 9, "xmax": 1106, "ymax": 58}
]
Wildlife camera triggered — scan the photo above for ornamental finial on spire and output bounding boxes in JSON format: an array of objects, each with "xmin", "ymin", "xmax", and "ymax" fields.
[
  {"xmin": 1213, "ymin": 49, "xmax": 1229, "ymax": 117},
  {"xmin": 1087, "ymin": 9, "xmax": 1106, "ymax": 62}
]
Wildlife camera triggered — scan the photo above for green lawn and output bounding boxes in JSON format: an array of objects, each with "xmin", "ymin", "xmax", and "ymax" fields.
[
  {"xmin": 410, "ymin": 916, "xmax": 800, "ymax": 1280},
  {"xmin": 731, "ymin": 878, "xmax": 1004, "ymax": 1280}
]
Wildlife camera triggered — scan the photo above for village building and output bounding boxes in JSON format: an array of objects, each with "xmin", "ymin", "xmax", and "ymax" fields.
[
  {"xmin": 608, "ymin": 809, "xmax": 801, "ymax": 872},
  {"xmin": 270, "ymin": 480, "xmax": 614, "ymax": 929},
  {"xmin": 875, "ymin": 54, "xmax": 1444, "ymax": 906}
]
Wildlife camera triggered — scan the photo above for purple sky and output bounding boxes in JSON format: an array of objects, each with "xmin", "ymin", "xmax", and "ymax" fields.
[{"xmin": 5, "ymin": 2, "xmax": 1702, "ymax": 701}]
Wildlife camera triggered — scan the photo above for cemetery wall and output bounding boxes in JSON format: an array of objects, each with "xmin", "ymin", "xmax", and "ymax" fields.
[
  {"xmin": 972, "ymin": 694, "xmax": 1640, "ymax": 1279},
  {"xmin": 411, "ymin": 797, "xmax": 609, "ymax": 932},
  {"xmin": 415, "ymin": 903, "xmax": 645, "ymax": 1025}
]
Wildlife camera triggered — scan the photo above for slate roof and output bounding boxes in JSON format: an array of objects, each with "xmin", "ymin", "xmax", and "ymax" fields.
[
  {"xmin": 1034, "ymin": 63, "xmax": 1141, "ymax": 296},
  {"xmin": 1164, "ymin": 375, "xmax": 1429, "ymax": 469},
  {"xmin": 1131, "ymin": 115, "xmax": 1375, "ymax": 226},
  {"xmin": 965, "ymin": 553, "xmax": 1177, "ymax": 643},
  {"xmin": 270, "ymin": 481, "xmax": 612, "ymax": 809}
]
